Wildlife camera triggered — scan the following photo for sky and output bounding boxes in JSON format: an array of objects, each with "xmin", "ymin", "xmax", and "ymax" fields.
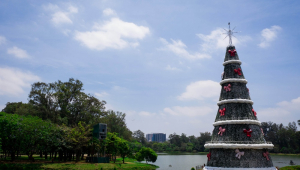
[{"xmin": 1, "ymin": 0, "xmax": 300, "ymax": 137}]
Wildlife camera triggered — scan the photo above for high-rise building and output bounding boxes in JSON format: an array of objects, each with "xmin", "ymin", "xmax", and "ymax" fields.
[{"xmin": 146, "ymin": 133, "xmax": 166, "ymax": 142}]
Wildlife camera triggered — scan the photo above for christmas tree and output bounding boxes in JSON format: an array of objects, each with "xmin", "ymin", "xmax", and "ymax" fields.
[{"xmin": 203, "ymin": 23, "xmax": 276, "ymax": 169}]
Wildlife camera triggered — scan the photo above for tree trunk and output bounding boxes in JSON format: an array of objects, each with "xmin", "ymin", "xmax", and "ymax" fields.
[
  {"xmin": 123, "ymin": 157, "xmax": 125, "ymax": 163},
  {"xmin": 81, "ymin": 152, "xmax": 84, "ymax": 160},
  {"xmin": 55, "ymin": 152, "xmax": 57, "ymax": 159},
  {"xmin": 76, "ymin": 150, "xmax": 81, "ymax": 162},
  {"xmin": 11, "ymin": 150, "xmax": 15, "ymax": 162},
  {"xmin": 68, "ymin": 151, "xmax": 72, "ymax": 161},
  {"xmin": 40, "ymin": 151, "xmax": 43, "ymax": 158},
  {"xmin": 45, "ymin": 151, "xmax": 48, "ymax": 160}
]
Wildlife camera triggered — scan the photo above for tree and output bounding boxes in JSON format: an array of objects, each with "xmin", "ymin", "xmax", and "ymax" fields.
[
  {"xmin": 54, "ymin": 78, "xmax": 83, "ymax": 125},
  {"xmin": 104, "ymin": 110, "xmax": 132, "ymax": 140},
  {"xmin": 135, "ymin": 147, "xmax": 157, "ymax": 164},
  {"xmin": 133, "ymin": 130, "xmax": 146, "ymax": 144},
  {"xmin": 105, "ymin": 132, "xmax": 121, "ymax": 163},
  {"xmin": 118, "ymin": 139, "xmax": 131, "ymax": 163},
  {"xmin": 67, "ymin": 121, "xmax": 92, "ymax": 162},
  {"xmin": 28, "ymin": 82, "xmax": 57, "ymax": 122}
]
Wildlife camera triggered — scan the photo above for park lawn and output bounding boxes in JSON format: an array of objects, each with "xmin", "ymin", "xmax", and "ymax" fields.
[
  {"xmin": 0, "ymin": 156, "xmax": 158, "ymax": 170},
  {"xmin": 280, "ymin": 165, "xmax": 300, "ymax": 170}
]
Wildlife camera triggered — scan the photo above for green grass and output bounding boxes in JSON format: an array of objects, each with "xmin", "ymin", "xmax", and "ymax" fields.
[
  {"xmin": 0, "ymin": 156, "xmax": 158, "ymax": 170},
  {"xmin": 270, "ymin": 153, "xmax": 300, "ymax": 157},
  {"xmin": 280, "ymin": 165, "xmax": 300, "ymax": 170}
]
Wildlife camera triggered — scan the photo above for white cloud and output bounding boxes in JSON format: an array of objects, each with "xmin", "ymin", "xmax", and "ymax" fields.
[
  {"xmin": 74, "ymin": 18, "xmax": 150, "ymax": 50},
  {"xmin": 165, "ymin": 65, "xmax": 181, "ymax": 71},
  {"xmin": 159, "ymin": 38, "xmax": 211, "ymax": 60},
  {"xmin": 0, "ymin": 67, "xmax": 40, "ymax": 96},
  {"xmin": 44, "ymin": 4, "xmax": 78, "ymax": 25},
  {"xmin": 197, "ymin": 28, "xmax": 251, "ymax": 52},
  {"xmin": 7, "ymin": 46, "xmax": 30, "ymax": 59},
  {"xmin": 103, "ymin": 8, "xmax": 116, "ymax": 16},
  {"xmin": 163, "ymin": 106, "xmax": 214, "ymax": 117},
  {"xmin": 260, "ymin": 97, "xmax": 300, "ymax": 117},
  {"xmin": 95, "ymin": 92, "xmax": 109, "ymax": 98},
  {"xmin": 139, "ymin": 111, "xmax": 156, "ymax": 117},
  {"xmin": 178, "ymin": 80, "xmax": 220, "ymax": 101},
  {"xmin": 0, "ymin": 36, "xmax": 6, "ymax": 45},
  {"xmin": 258, "ymin": 97, "xmax": 300, "ymax": 125},
  {"xmin": 52, "ymin": 12, "xmax": 73, "ymax": 25},
  {"xmin": 258, "ymin": 25, "xmax": 282, "ymax": 48}
]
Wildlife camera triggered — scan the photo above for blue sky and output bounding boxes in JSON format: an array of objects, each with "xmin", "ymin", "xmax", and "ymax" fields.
[{"xmin": 1, "ymin": 0, "xmax": 300, "ymax": 137}]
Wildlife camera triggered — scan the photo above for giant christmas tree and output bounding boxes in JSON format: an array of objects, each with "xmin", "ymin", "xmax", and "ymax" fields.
[{"xmin": 203, "ymin": 24, "xmax": 276, "ymax": 170}]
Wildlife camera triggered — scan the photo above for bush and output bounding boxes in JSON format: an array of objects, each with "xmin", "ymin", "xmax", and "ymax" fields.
[{"xmin": 191, "ymin": 167, "xmax": 195, "ymax": 170}]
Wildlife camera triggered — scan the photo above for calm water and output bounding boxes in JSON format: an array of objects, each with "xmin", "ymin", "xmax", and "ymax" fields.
[{"xmin": 142, "ymin": 154, "xmax": 300, "ymax": 170}]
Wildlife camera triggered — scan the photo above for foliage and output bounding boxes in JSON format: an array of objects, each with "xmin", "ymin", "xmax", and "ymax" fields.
[
  {"xmin": 261, "ymin": 121, "xmax": 300, "ymax": 153},
  {"xmin": 133, "ymin": 130, "xmax": 146, "ymax": 144},
  {"xmin": 104, "ymin": 110, "xmax": 132, "ymax": 141},
  {"xmin": 280, "ymin": 165, "xmax": 300, "ymax": 170},
  {"xmin": 118, "ymin": 139, "xmax": 132, "ymax": 163},
  {"xmin": 67, "ymin": 121, "xmax": 92, "ymax": 162},
  {"xmin": 135, "ymin": 147, "xmax": 157, "ymax": 164}
]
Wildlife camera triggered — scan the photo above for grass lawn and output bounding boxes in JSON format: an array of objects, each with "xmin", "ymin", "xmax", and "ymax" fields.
[
  {"xmin": 0, "ymin": 156, "xmax": 158, "ymax": 170},
  {"xmin": 280, "ymin": 165, "xmax": 300, "ymax": 170}
]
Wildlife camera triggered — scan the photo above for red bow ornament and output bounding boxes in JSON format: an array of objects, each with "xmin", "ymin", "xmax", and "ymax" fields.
[
  {"xmin": 207, "ymin": 152, "xmax": 211, "ymax": 161},
  {"xmin": 228, "ymin": 49, "xmax": 236, "ymax": 56},
  {"xmin": 263, "ymin": 151, "xmax": 269, "ymax": 161},
  {"xmin": 234, "ymin": 68, "xmax": 242, "ymax": 75},
  {"xmin": 219, "ymin": 108, "xmax": 226, "ymax": 116},
  {"xmin": 243, "ymin": 129, "xmax": 252, "ymax": 137},
  {"xmin": 218, "ymin": 127, "xmax": 226, "ymax": 136},
  {"xmin": 252, "ymin": 109, "xmax": 257, "ymax": 117},
  {"xmin": 224, "ymin": 84, "xmax": 231, "ymax": 92}
]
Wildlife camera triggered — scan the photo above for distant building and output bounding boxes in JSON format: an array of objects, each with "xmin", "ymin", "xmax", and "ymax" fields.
[{"xmin": 146, "ymin": 133, "xmax": 166, "ymax": 142}]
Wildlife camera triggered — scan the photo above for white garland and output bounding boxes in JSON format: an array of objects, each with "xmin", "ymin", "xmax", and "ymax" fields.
[
  {"xmin": 217, "ymin": 99, "xmax": 253, "ymax": 106},
  {"xmin": 220, "ymin": 79, "xmax": 248, "ymax": 85},
  {"xmin": 203, "ymin": 167, "xmax": 277, "ymax": 170},
  {"xmin": 223, "ymin": 60, "xmax": 242, "ymax": 66},
  {"xmin": 213, "ymin": 120, "xmax": 261, "ymax": 126},
  {"xmin": 204, "ymin": 143, "xmax": 274, "ymax": 149}
]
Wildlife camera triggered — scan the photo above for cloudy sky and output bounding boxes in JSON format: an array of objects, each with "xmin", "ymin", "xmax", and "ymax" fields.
[{"xmin": 1, "ymin": 1, "xmax": 300, "ymax": 137}]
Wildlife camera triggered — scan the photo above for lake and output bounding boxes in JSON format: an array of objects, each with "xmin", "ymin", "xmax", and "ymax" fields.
[{"xmin": 142, "ymin": 154, "xmax": 300, "ymax": 170}]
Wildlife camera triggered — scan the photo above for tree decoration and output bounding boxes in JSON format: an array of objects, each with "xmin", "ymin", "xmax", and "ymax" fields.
[
  {"xmin": 263, "ymin": 151, "xmax": 269, "ymax": 161},
  {"xmin": 219, "ymin": 108, "xmax": 226, "ymax": 116},
  {"xmin": 221, "ymin": 72, "xmax": 224, "ymax": 80},
  {"xmin": 261, "ymin": 128, "xmax": 264, "ymax": 136},
  {"xmin": 234, "ymin": 68, "xmax": 242, "ymax": 75},
  {"xmin": 228, "ymin": 49, "xmax": 236, "ymax": 56},
  {"xmin": 235, "ymin": 149, "xmax": 244, "ymax": 159},
  {"xmin": 207, "ymin": 152, "xmax": 211, "ymax": 161},
  {"xmin": 224, "ymin": 84, "xmax": 231, "ymax": 92},
  {"xmin": 218, "ymin": 127, "xmax": 226, "ymax": 136},
  {"xmin": 243, "ymin": 128, "xmax": 252, "ymax": 137},
  {"xmin": 252, "ymin": 109, "xmax": 257, "ymax": 117}
]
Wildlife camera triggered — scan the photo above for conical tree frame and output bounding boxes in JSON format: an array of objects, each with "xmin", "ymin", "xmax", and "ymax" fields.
[{"xmin": 203, "ymin": 45, "xmax": 276, "ymax": 169}]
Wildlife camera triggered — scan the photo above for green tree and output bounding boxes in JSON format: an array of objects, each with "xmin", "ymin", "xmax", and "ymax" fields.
[
  {"xmin": 118, "ymin": 139, "xmax": 131, "ymax": 163},
  {"xmin": 67, "ymin": 121, "xmax": 92, "ymax": 162},
  {"xmin": 133, "ymin": 130, "xmax": 146, "ymax": 144},
  {"xmin": 28, "ymin": 82, "xmax": 58, "ymax": 122},
  {"xmin": 104, "ymin": 110, "xmax": 132, "ymax": 140},
  {"xmin": 105, "ymin": 132, "xmax": 121, "ymax": 163},
  {"xmin": 135, "ymin": 147, "xmax": 157, "ymax": 164}
]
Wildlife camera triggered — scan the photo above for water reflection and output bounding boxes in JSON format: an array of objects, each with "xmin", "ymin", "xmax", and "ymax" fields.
[{"xmin": 141, "ymin": 155, "xmax": 300, "ymax": 170}]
